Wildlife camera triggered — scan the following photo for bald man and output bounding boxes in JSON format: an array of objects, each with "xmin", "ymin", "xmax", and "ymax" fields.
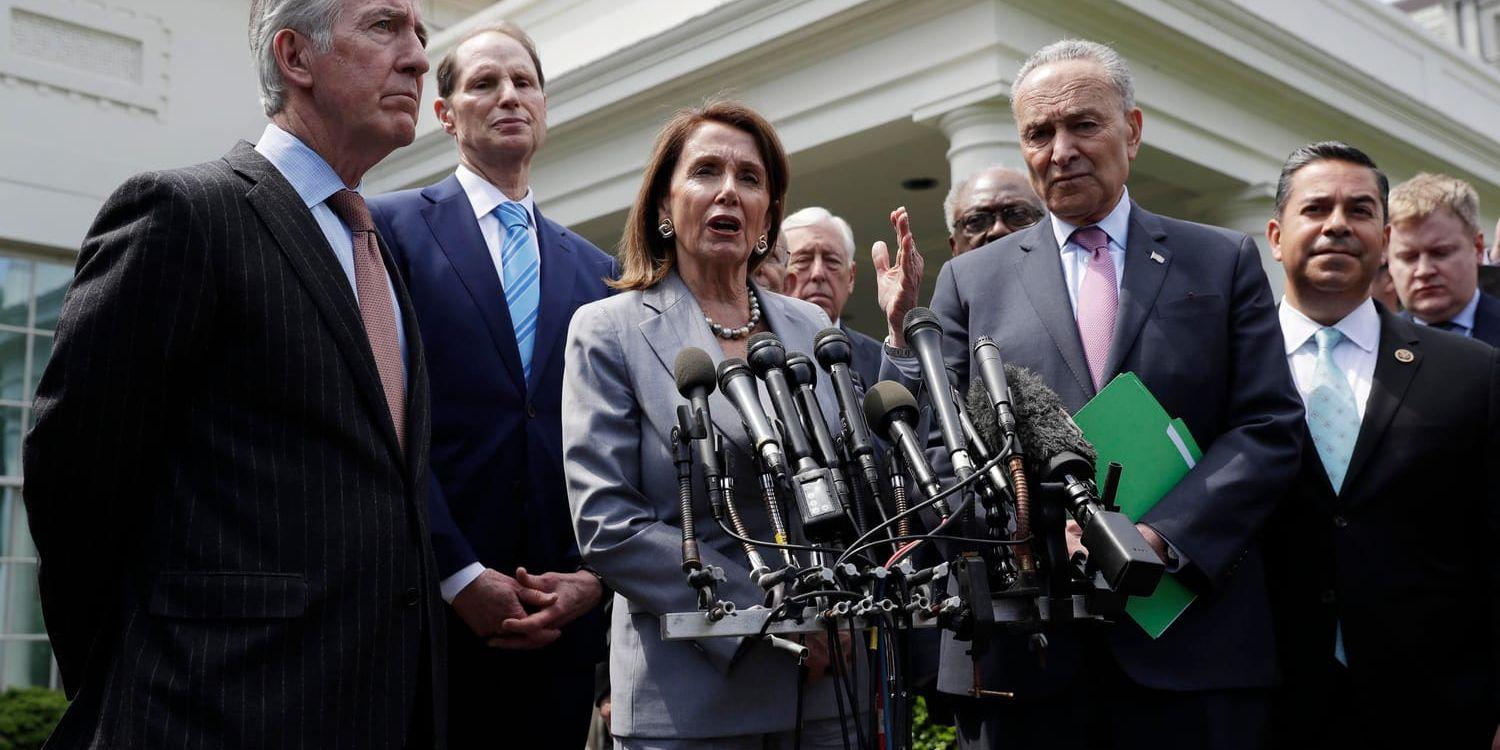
[{"xmin": 943, "ymin": 165, "xmax": 1044, "ymax": 256}]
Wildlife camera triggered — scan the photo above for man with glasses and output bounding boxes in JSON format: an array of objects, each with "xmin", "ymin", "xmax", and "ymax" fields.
[
  {"xmin": 944, "ymin": 165, "xmax": 1045, "ymax": 256},
  {"xmin": 784, "ymin": 206, "xmax": 883, "ymax": 387}
]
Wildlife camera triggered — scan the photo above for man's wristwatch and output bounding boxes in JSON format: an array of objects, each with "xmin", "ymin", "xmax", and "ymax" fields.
[{"xmin": 882, "ymin": 336, "xmax": 913, "ymax": 359}]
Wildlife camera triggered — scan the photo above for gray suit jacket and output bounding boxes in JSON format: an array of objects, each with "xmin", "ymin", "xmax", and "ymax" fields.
[
  {"xmin": 890, "ymin": 203, "xmax": 1305, "ymax": 696},
  {"xmin": 564, "ymin": 271, "xmax": 860, "ymax": 739}
]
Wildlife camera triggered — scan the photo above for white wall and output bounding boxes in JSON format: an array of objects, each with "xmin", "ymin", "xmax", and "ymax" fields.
[{"xmin": 0, "ymin": 0, "xmax": 266, "ymax": 254}]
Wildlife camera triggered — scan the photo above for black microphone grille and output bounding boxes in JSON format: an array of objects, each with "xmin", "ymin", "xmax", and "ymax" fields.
[
  {"xmin": 717, "ymin": 357, "xmax": 753, "ymax": 387},
  {"xmin": 746, "ymin": 331, "xmax": 787, "ymax": 373},
  {"xmin": 902, "ymin": 307, "xmax": 941, "ymax": 339},
  {"xmin": 674, "ymin": 347, "xmax": 717, "ymax": 397},
  {"xmin": 1004, "ymin": 363, "xmax": 1096, "ymax": 478},
  {"xmin": 862, "ymin": 380, "xmax": 918, "ymax": 439},
  {"xmin": 785, "ymin": 352, "xmax": 815, "ymax": 388},
  {"xmin": 813, "ymin": 327, "xmax": 852, "ymax": 369}
]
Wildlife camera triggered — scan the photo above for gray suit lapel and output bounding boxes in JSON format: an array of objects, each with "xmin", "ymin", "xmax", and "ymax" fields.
[
  {"xmin": 1102, "ymin": 205, "xmax": 1171, "ymax": 382},
  {"xmin": 1019, "ymin": 224, "xmax": 1093, "ymax": 398},
  {"xmin": 638, "ymin": 273, "xmax": 748, "ymax": 451}
]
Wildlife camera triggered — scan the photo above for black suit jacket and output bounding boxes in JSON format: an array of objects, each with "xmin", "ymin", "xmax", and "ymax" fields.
[
  {"xmin": 900, "ymin": 204, "xmax": 1305, "ymax": 696},
  {"xmin": 1266, "ymin": 306, "xmax": 1500, "ymax": 747},
  {"xmin": 1479, "ymin": 264, "xmax": 1500, "ymax": 299},
  {"xmin": 23, "ymin": 142, "xmax": 445, "ymax": 748},
  {"xmin": 842, "ymin": 321, "xmax": 883, "ymax": 389},
  {"xmin": 1474, "ymin": 291, "xmax": 1500, "ymax": 348}
]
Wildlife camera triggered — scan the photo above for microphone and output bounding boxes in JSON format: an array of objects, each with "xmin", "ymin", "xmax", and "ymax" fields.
[
  {"xmin": 863, "ymin": 381, "xmax": 948, "ymax": 514},
  {"xmin": 746, "ymin": 333, "xmax": 845, "ymax": 540},
  {"xmin": 966, "ymin": 367, "xmax": 1162, "ymax": 596},
  {"xmin": 812, "ymin": 327, "xmax": 877, "ymax": 462},
  {"xmin": 972, "ymin": 337, "xmax": 1019, "ymax": 450},
  {"xmin": 902, "ymin": 308, "xmax": 975, "ymax": 481},
  {"xmin": 788, "ymin": 352, "xmax": 862, "ymax": 535},
  {"xmin": 716, "ymin": 358, "xmax": 787, "ymax": 478},
  {"xmin": 746, "ymin": 333, "xmax": 814, "ymax": 464},
  {"xmin": 674, "ymin": 348, "xmax": 727, "ymax": 518}
]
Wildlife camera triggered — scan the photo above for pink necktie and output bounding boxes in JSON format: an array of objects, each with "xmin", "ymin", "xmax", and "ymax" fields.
[
  {"xmin": 325, "ymin": 189, "xmax": 406, "ymax": 450},
  {"xmin": 1073, "ymin": 226, "xmax": 1117, "ymax": 391}
]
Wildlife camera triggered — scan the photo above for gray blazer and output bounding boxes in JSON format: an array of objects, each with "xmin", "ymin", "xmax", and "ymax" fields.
[{"xmin": 564, "ymin": 271, "xmax": 859, "ymax": 739}]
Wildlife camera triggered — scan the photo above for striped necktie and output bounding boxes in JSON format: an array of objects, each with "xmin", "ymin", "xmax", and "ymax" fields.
[{"xmin": 495, "ymin": 201, "xmax": 540, "ymax": 382}]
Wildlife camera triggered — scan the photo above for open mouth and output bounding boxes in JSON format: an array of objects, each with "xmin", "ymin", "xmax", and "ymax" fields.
[{"xmin": 707, "ymin": 215, "xmax": 742, "ymax": 234}]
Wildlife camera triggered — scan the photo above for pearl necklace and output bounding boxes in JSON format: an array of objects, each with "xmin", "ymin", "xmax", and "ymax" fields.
[{"xmin": 704, "ymin": 286, "xmax": 762, "ymax": 340}]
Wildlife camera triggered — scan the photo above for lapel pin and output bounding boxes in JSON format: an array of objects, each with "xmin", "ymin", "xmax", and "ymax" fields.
[
  {"xmin": 1394, "ymin": 348, "xmax": 1415, "ymax": 363},
  {"xmin": 1150, "ymin": 251, "xmax": 1165, "ymax": 264}
]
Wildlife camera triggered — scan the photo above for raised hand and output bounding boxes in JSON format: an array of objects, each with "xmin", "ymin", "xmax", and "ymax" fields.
[{"xmin": 872, "ymin": 206, "xmax": 926, "ymax": 347}]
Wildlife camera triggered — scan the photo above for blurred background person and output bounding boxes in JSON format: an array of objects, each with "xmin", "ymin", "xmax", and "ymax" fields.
[
  {"xmin": 1263, "ymin": 141, "xmax": 1500, "ymax": 749},
  {"xmin": 1368, "ymin": 260, "xmax": 1400, "ymax": 311},
  {"xmin": 752, "ymin": 232, "xmax": 789, "ymax": 293},
  {"xmin": 1385, "ymin": 172, "xmax": 1500, "ymax": 346},
  {"xmin": 368, "ymin": 21, "xmax": 611, "ymax": 749},
  {"xmin": 943, "ymin": 165, "xmax": 1044, "ymax": 256},
  {"xmin": 563, "ymin": 100, "xmax": 861, "ymax": 748},
  {"xmin": 783, "ymin": 206, "xmax": 882, "ymax": 387}
]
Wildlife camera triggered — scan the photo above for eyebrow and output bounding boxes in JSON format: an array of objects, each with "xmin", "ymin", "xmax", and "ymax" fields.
[{"xmin": 365, "ymin": 6, "xmax": 428, "ymax": 45}]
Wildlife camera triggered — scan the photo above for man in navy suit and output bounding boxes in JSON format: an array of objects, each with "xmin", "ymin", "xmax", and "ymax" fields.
[
  {"xmin": 1386, "ymin": 172, "xmax": 1500, "ymax": 348},
  {"xmin": 875, "ymin": 39, "xmax": 1304, "ymax": 750},
  {"xmin": 783, "ymin": 207, "xmax": 883, "ymax": 387},
  {"xmin": 369, "ymin": 21, "xmax": 612, "ymax": 749}
]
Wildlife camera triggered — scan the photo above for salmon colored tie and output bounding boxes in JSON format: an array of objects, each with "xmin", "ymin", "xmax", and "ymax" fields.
[
  {"xmin": 1072, "ymin": 225, "xmax": 1117, "ymax": 392},
  {"xmin": 325, "ymin": 188, "xmax": 406, "ymax": 450}
]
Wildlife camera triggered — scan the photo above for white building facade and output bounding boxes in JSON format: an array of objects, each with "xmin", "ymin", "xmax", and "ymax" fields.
[{"xmin": 1, "ymin": 0, "xmax": 1498, "ymax": 688}]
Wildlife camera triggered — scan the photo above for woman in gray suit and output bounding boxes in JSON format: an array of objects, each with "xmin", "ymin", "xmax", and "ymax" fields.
[{"xmin": 563, "ymin": 101, "xmax": 860, "ymax": 748}]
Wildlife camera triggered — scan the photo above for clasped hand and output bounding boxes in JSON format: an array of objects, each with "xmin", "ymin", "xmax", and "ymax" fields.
[{"xmin": 451, "ymin": 567, "xmax": 602, "ymax": 650}]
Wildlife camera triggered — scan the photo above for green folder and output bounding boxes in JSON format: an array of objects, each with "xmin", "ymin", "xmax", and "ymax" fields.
[{"xmin": 1072, "ymin": 373, "xmax": 1202, "ymax": 638}]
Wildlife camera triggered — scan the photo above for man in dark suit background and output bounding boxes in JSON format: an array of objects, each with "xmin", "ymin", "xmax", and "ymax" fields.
[
  {"xmin": 23, "ymin": 1, "xmax": 444, "ymax": 747},
  {"xmin": 783, "ymin": 206, "xmax": 882, "ymax": 387},
  {"xmin": 1263, "ymin": 142, "xmax": 1500, "ymax": 748},
  {"xmin": 875, "ymin": 38, "xmax": 1304, "ymax": 750},
  {"xmin": 1385, "ymin": 172, "xmax": 1500, "ymax": 347},
  {"xmin": 368, "ymin": 21, "xmax": 611, "ymax": 749}
]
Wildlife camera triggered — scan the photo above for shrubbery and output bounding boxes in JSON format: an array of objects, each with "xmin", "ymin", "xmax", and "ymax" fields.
[{"xmin": 0, "ymin": 687, "xmax": 66, "ymax": 750}]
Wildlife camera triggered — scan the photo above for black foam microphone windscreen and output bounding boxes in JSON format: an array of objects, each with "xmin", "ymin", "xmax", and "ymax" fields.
[
  {"xmin": 966, "ymin": 364, "xmax": 1095, "ymax": 480},
  {"xmin": 674, "ymin": 347, "xmax": 717, "ymax": 398}
]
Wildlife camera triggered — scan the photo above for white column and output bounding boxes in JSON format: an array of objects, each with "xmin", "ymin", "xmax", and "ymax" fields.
[
  {"xmin": 935, "ymin": 102, "xmax": 1024, "ymax": 187},
  {"xmin": 1200, "ymin": 185, "xmax": 1283, "ymax": 297}
]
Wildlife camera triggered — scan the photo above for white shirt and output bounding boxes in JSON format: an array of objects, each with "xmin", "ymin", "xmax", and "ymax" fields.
[
  {"xmin": 454, "ymin": 163, "xmax": 541, "ymax": 281},
  {"xmin": 1279, "ymin": 298, "xmax": 1379, "ymax": 422},
  {"xmin": 439, "ymin": 166, "xmax": 542, "ymax": 604},
  {"xmin": 1410, "ymin": 289, "xmax": 1480, "ymax": 337},
  {"xmin": 1049, "ymin": 187, "xmax": 1131, "ymax": 314}
]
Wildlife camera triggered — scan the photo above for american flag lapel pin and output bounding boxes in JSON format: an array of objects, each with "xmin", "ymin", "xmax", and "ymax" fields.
[{"xmin": 1150, "ymin": 251, "xmax": 1165, "ymax": 264}]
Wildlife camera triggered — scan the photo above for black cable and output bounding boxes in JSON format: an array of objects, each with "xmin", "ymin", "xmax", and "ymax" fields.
[
  {"xmin": 835, "ymin": 450, "xmax": 1008, "ymax": 566},
  {"xmin": 795, "ymin": 661, "xmax": 806, "ymax": 750},
  {"xmin": 826, "ymin": 620, "xmax": 854, "ymax": 750},
  {"xmin": 713, "ymin": 515, "xmax": 879, "ymax": 567},
  {"xmin": 840, "ymin": 532, "xmax": 1034, "ymax": 564}
]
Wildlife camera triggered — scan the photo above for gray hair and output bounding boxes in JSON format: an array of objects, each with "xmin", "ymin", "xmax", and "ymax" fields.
[
  {"xmin": 250, "ymin": 0, "xmax": 343, "ymax": 116},
  {"xmin": 782, "ymin": 207, "xmax": 856, "ymax": 262},
  {"xmin": 1013, "ymin": 39, "xmax": 1135, "ymax": 114}
]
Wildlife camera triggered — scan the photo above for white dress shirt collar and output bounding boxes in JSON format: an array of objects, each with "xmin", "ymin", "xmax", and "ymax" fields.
[
  {"xmin": 1280, "ymin": 297, "xmax": 1380, "ymax": 357},
  {"xmin": 255, "ymin": 123, "xmax": 351, "ymax": 209},
  {"xmin": 1049, "ymin": 186, "xmax": 1133, "ymax": 251},
  {"xmin": 455, "ymin": 163, "xmax": 536, "ymax": 226}
]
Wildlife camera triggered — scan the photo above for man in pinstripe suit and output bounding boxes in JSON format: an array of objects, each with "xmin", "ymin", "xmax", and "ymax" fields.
[{"xmin": 22, "ymin": 1, "xmax": 445, "ymax": 747}]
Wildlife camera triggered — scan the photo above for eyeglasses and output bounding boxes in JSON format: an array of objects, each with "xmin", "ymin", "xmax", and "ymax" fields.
[{"xmin": 958, "ymin": 204, "xmax": 1043, "ymax": 235}]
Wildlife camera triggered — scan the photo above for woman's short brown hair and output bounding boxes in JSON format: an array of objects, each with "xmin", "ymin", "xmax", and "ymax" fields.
[{"xmin": 612, "ymin": 100, "xmax": 790, "ymax": 291}]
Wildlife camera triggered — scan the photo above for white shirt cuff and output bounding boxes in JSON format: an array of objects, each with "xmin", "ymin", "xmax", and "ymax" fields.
[{"xmin": 440, "ymin": 562, "xmax": 486, "ymax": 603}]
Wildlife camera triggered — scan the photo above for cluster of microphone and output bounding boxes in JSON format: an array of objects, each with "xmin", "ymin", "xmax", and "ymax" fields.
[{"xmin": 665, "ymin": 309, "xmax": 1169, "ymax": 745}]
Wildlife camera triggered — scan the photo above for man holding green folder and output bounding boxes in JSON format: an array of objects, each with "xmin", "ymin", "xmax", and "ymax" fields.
[
  {"xmin": 875, "ymin": 38, "xmax": 1305, "ymax": 750},
  {"xmin": 1263, "ymin": 142, "xmax": 1500, "ymax": 748}
]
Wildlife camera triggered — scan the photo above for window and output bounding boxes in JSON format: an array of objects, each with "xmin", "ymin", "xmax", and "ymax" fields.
[{"xmin": 0, "ymin": 255, "xmax": 73, "ymax": 689}]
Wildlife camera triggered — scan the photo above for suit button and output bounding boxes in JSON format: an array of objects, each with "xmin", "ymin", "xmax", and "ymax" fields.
[
  {"xmin": 526, "ymin": 402, "xmax": 536, "ymax": 419},
  {"xmin": 403, "ymin": 587, "xmax": 420, "ymax": 607},
  {"xmin": 1320, "ymin": 589, "xmax": 1336, "ymax": 604},
  {"xmin": 1332, "ymin": 515, "xmax": 1349, "ymax": 528}
]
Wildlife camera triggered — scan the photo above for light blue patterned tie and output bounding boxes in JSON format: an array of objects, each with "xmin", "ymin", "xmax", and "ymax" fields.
[
  {"xmin": 496, "ymin": 202, "xmax": 540, "ymax": 382},
  {"xmin": 1306, "ymin": 326, "xmax": 1359, "ymax": 665}
]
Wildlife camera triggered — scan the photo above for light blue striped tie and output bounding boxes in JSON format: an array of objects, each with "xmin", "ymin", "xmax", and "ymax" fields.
[
  {"xmin": 496, "ymin": 202, "xmax": 540, "ymax": 382},
  {"xmin": 1306, "ymin": 326, "xmax": 1359, "ymax": 665}
]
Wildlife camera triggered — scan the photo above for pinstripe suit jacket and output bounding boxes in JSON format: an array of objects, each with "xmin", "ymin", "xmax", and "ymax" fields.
[{"xmin": 23, "ymin": 142, "xmax": 445, "ymax": 749}]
